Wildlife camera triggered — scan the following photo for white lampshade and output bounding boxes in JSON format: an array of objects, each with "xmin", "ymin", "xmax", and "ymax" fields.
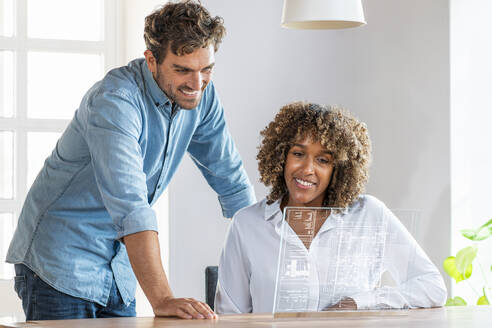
[{"xmin": 281, "ymin": 0, "xmax": 366, "ymax": 29}]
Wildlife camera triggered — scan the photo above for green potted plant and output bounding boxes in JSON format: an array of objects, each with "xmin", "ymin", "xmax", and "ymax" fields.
[{"xmin": 443, "ymin": 219, "xmax": 492, "ymax": 306}]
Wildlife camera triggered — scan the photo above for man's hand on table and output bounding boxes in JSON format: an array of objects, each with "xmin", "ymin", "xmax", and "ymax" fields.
[
  {"xmin": 153, "ymin": 296, "xmax": 217, "ymax": 319},
  {"xmin": 123, "ymin": 231, "xmax": 217, "ymax": 320}
]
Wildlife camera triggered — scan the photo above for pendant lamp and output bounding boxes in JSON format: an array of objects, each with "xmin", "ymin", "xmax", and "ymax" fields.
[{"xmin": 281, "ymin": 0, "xmax": 366, "ymax": 29}]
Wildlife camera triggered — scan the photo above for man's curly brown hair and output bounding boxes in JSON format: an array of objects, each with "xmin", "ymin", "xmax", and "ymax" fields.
[
  {"xmin": 257, "ymin": 102, "xmax": 372, "ymax": 208},
  {"xmin": 144, "ymin": 0, "xmax": 226, "ymax": 64}
]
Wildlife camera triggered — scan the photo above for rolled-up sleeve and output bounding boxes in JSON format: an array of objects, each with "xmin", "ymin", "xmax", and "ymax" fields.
[
  {"xmin": 85, "ymin": 89, "xmax": 158, "ymax": 239},
  {"xmin": 187, "ymin": 83, "xmax": 255, "ymax": 218}
]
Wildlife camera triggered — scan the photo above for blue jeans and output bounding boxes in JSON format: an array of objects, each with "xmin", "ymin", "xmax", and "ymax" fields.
[{"xmin": 14, "ymin": 264, "xmax": 136, "ymax": 320}]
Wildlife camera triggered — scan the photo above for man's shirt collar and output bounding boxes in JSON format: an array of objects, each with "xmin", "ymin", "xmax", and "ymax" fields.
[{"xmin": 142, "ymin": 59, "xmax": 172, "ymax": 108}]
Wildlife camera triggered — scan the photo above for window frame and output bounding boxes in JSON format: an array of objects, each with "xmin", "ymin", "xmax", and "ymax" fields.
[{"xmin": 0, "ymin": 0, "xmax": 121, "ymax": 279}]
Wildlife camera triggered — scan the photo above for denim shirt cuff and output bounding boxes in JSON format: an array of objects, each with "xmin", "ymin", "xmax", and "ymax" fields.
[
  {"xmin": 116, "ymin": 207, "xmax": 158, "ymax": 240},
  {"xmin": 218, "ymin": 186, "xmax": 256, "ymax": 218}
]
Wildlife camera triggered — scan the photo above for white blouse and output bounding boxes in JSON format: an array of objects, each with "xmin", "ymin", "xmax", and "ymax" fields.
[{"xmin": 215, "ymin": 195, "xmax": 447, "ymax": 313}]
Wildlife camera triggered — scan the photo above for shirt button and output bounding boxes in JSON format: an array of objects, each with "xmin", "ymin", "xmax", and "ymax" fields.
[{"xmin": 157, "ymin": 184, "xmax": 162, "ymax": 189}]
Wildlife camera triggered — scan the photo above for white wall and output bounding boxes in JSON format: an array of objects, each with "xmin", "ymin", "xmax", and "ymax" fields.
[
  {"xmin": 121, "ymin": 0, "xmax": 164, "ymax": 62},
  {"xmin": 168, "ymin": 0, "xmax": 451, "ymax": 301},
  {"xmin": 450, "ymin": 0, "xmax": 492, "ymax": 303}
]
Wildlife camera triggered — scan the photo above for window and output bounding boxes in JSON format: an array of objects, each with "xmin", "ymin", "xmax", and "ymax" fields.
[
  {"xmin": 0, "ymin": 0, "xmax": 119, "ymax": 279},
  {"xmin": 450, "ymin": 0, "xmax": 492, "ymax": 305}
]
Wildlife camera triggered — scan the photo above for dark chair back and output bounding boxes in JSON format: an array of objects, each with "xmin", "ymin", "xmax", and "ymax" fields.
[{"xmin": 205, "ymin": 266, "xmax": 219, "ymax": 311}]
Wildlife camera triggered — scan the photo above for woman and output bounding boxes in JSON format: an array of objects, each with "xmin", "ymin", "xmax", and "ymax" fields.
[{"xmin": 215, "ymin": 102, "xmax": 447, "ymax": 313}]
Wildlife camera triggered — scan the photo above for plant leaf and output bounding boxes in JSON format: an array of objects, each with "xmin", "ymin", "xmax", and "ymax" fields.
[
  {"xmin": 475, "ymin": 220, "xmax": 492, "ymax": 241},
  {"xmin": 461, "ymin": 219, "xmax": 492, "ymax": 241},
  {"xmin": 455, "ymin": 246, "xmax": 477, "ymax": 275},
  {"xmin": 480, "ymin": 218, "xmax": 492, "ymax": 229},
  {"xmin": 477, "ymin": 296, "xmax": 489, "ymax": 305},
  {"xmin": 477, "ymin": 288, "xmax": 490, "ymax": 305},
  {"xmin": 445, "ymin": 296, "xmax": 467, "ymax": 306},
  {"xmin": 443, "ymin": 256, "xmax": 471, "ymax": 282},
  {"xmin": 460, "ymin": 229, "xmax": 477, "ymax": 240},
  {"xmin": 464, "ymin": 263, "xmax": 472, "ymax": 279}
]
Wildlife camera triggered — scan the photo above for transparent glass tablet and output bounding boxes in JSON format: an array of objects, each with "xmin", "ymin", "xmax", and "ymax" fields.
[{"xmin": 273, "ymin": 206, "xmax": 418, "ymax": 315}]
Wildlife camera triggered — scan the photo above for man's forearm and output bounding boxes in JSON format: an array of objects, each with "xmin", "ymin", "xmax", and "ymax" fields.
[
  {"xmin": 123, "ymin": 230, "xmax": 216, "ymax": 319},
  {"xmin": 123, "ymin": 230, "xmax": 173, "ymax": 308}
]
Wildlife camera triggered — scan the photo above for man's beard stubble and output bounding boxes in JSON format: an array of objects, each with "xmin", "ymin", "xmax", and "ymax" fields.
[{"xmin": 155, "ymin": 71, "xmax": 203, "ymax": 110}]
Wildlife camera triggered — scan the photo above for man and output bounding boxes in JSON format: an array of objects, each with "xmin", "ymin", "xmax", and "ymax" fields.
[{"xmin": 6, "ymin": 0, "xmax": 255, "ymax": 321}]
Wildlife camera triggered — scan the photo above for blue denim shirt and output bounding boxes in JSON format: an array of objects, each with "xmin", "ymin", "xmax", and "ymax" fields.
[{"xmin": 6, "ymin": 58, "xmax": 255, "ymax": 306}]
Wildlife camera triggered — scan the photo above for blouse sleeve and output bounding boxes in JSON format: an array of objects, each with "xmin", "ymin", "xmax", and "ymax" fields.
[{"xmin": 351, "ymin": 205, "xmax": 447, "ymax": 309}]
